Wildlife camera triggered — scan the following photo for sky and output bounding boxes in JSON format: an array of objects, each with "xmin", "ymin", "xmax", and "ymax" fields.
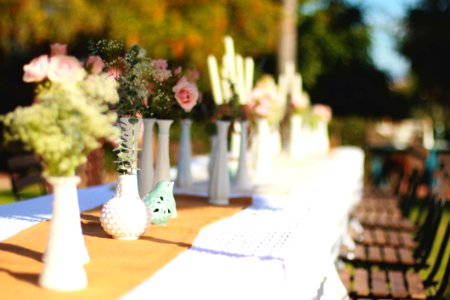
[{"xmin": 347, "ymin": 0, "xmax": 420, "ymax": 80}]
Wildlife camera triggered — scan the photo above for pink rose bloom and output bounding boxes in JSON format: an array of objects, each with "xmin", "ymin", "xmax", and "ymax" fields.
[
  {"xmin": 107, "ymin": 67, "xmax": 122, "ymax": 80},
  {"xmin": 256, "ymin": 104, "xmax": 270, "ymax": 117},
  {"xmin": 173, "ymin": 77, "xmax": 199, "ymax": 112},
  {"xmin": 151, "ymin": 59, "xmax": 168, "ymax": 70},
  {"xmin": 86, "ymin": 56, "xmax": 105, "ymax": 75},
  {"xmin": 291, "ymin": 94, "xmax": 308, "ymax": 110},
  {"xmin": 174, "ymin": 66, "xmax": 182, "ymax": 76},
  {"xmin": 47, "ymin": 55, "xmax": 86, "ymax": 83},
  {"xmin": 23, "ymin": 55, "xmax": 49, "ymax": 82},
  {"xmin": 50, "ymin": 43, "xmax": 68, "ymax": 56},
  {"xmin": 312, "ymin": 104, "xmax": 332, "ymax": 122},
  {"xmin": 186, "ymin": 68, "xmax": 200, "ymax": 82}
]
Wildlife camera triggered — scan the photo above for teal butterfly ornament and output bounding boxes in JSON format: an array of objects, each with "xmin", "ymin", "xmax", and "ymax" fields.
[{"xmin": 143, "ymin": 180, "xmax": 176, "ymax": 226}]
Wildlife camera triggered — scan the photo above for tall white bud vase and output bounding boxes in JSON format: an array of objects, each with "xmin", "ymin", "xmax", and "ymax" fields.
[
  {"xmin": 208, "ymin": 120, "xmax": 231, "ymax": 205},
  {"xmin": 153, "ymin": 119, "xmax": 176, "ymax": 217},
  {"xmin": 176, "ymin": 119, "xmax": 192, "ymax": 188},
  {"xmin": 208, "ymin": 135, "xmax": 218, "ymax": 179},
  {"xmin": 289, "ymin": 115, "xmax": 307, "ymax": 161},
  {"xmin": 317, "ymin": 120, "xmax": 330, "ymax": 156},
  {"xmin": 234, "ymin": 120, "xmax": 252, "ymax": 191},
  {"xmin": 253, "ymin": 118, "xmax": 273, "ymax": 183},
  {"xmin": 39, "ymin": 176, "xmax": 88, "ymax": 291},
  {"xmin": 139, "ymin": 118, "xmax": 156, "ymax": 198}
]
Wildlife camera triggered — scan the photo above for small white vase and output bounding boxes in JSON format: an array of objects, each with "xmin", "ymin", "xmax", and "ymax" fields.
[
  {"xmin": 289, "ymin": 115, "xmax": 308, "ymax": 160},
  {"xmin": 139, "ymin": 118, "xmax": 156, "ymax": 198},
  {"xmin": 234, "ymin": 120, "xmax": 252, "ymax": 191},
  {"xmin": 208, "ymin": 135, "xmax": 218, "ymax": 179},
  {"xmin": 208, "ymin": 120, "xmax": 231, "ymax": 205},
  {"xmin": 175, "ymin": 119, "xmax": 192, "ymax": 188},
  {"xmin": 100, "ymin": 174, "xmax": 151, "ymax": 240},
  {"xmin": 39, "ymin": 176, "xmax": 88, "ymax": 291},
  {"xmin": 317, "ymin": 120, "xmax": 330, "ymax": 156},
  {"xmin": 253, "ymin": 118, "xmax": 273, "ymax": 183},
  {"xmin": 153, "ymin": 119, "xmax": 173, "ymax": 187}
]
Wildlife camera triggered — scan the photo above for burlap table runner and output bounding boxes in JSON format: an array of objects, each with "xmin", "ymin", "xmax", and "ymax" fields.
[{"xmin": 0, "ymin": 194, "xmax": 252, "ymax": 299}]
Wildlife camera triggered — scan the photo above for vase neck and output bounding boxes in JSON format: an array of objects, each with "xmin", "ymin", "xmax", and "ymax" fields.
[
  {"xmin": 156, "ymin": 119, "xmax": 173, "ymax": 135},
  {"xmin": 116, "ymin": 174, "xmax": 140, "ymax": 199}
]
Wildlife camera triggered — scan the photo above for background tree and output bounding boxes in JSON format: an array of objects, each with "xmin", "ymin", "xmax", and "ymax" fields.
[{"xmin": 400, "ymin": 0, "xmax": 450, "ymax": 134}]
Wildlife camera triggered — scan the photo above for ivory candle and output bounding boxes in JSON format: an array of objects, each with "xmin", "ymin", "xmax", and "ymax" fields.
[
  {"xmin": 235, "ymin": 54, "xmax": 246, "ymax": 104},
  {"xmin": 244, "ymin": 57, "xmax": 254, "ymax": 99},
  {"xmin": 207, "ymin": 55, "xmax": 223, "ymax": 105}
]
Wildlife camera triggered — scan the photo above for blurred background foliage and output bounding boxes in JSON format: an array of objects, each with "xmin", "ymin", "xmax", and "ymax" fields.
[{"xmin": 0, "ymin": 0, "xmax": 449, "ymax": 146}]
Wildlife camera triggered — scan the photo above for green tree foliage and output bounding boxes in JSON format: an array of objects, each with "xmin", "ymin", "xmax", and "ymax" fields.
[
  {"xmin": 400, "ymin": 0, "xmax": 450, "ymax": 106},
  {"xmin": 297, "ymin": 0, "xmax": 405, "ymax": 118}
]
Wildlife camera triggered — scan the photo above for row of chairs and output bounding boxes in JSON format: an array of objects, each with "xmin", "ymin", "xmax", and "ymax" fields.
[{"xmin": 337, "ymin": 150, "xmax": 450, "ymax": 299}]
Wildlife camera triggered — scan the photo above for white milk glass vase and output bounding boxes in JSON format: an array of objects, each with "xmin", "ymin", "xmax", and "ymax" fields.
[
  {"xmin": 289, "ymin": 115, "xmax": 308, "ymax": 161},
  {"xmin": 138, "ymin": 118, "xmax": 156, "ymax": 198},
  {"xmin": 153, "ymin": 119, "xmax": 176, "ymax": 217},
  {"xmin": 317, "ymin": 120, "xmax": 330, "ymax": 156},
  {"xmin": 39, "ymin": 176, "xmax": 88, "ymax": 291},
  {"xmin": 208, "ymin": 135, "xmax": 218, "ymax": 179},
  {"xmin": 100, "ymin": 174, "xmax": 152, "ymax": 240},
  {"xmin": 208, "ymin": 120, "xmax": 231, "ymax": 205},
  {"xmin": 234, "ymin": 120, "xmax": 252, "ymax": 191},
  {"xmin": 253, "ymin": 118, "xmax": 273, "ymax": 183},
  {"xmin": 175, "ymin": 119, "xmax": 193, "ymax": 188}
]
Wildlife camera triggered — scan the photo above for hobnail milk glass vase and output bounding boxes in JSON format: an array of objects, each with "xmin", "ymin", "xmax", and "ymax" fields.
[
  {"xmin": 208, "ymin": 120, "xmax": 231, "ymax": 205},
  {"xmin": 100, "ymin": 174, "xmax": 152, "ymax": 240},
  {"xmin": 234, "ymin": 120, "xmax": 252, "ymax": 191},
  {"xmin": 175, "ymin": 119, "xmax": 192, "ymax": 188},
  {"xmin": 39, "ymin": 176, "xmax": 88, "ymax": 291},
  {"xmin": 139, "ymin": 118, "xmax": 156, "ymax": 198}
]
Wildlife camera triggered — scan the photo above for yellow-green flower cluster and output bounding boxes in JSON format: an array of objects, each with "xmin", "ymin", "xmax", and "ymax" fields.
[{"xmin": 2, "ymin": 75, "xmax": 119, "ymax": 177}]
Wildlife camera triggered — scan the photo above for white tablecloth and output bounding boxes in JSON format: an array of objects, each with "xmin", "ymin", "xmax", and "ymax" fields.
[{"xmin": 0, "ymin": 146, "xmax": 363, "ymax": 300}]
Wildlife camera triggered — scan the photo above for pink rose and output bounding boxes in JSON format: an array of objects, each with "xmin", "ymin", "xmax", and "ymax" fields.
[
  {"xmin": 186, "ymin": 68, "xmax": 200, "ymax": 82},
  {"xmin": 255, "ymin": 104, "xmax": 270, "ymax": 117},
  {"xmin": 107, "ymin": 67, "xmax": 122, "ymax": 80},
  {"xmin": 172, "ymin": 77, "xmax": 199, "ymax": 112},
  {"xmin": 50, "ymin": 43, "xmax": 68, "ymax": 56},
  {"xmin": 312, "ymin": 104, "xmax": 332, "ymax": 122},
  {"xmin": 151, "ymin": 59, "xmax": 168, "ymax": 70},
  {"xmin": 47, "ymin": 55, "xmax": 86, "ymax": 83},
  {"xmin": 86, "ymin": 55, "xmax": 105, "ymax": 75},
  {"xmin": 174, "ymin": 66, "xmax": 182, "ymax": 76},
  {"xmin": 291, "ymin": 94, "xmax": 308, "ymax": 110},
  {"xmin": 23, "ymin": 55, "xmax": 49, "ymax": 82}
]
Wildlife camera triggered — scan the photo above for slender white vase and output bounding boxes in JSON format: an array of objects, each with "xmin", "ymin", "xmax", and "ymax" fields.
[
  {"xmin": 100, "ymin": 174, "xmax": 151, "ymax": 240},
  {"xmin": 153, "ymin": 119, "xmax": 176, "ymax": 217},
  {"xmin": 253, "ymin": 118, "xmax": 273, "ymax": 183},
  {"xmin": 289, "ymin": 115, "xmax": 308, "ymax": 160},
  {"xmin": 175, "ymin": 119, "xmax": 192, "ymax": 188},
  {"xmin": 234, "ymin": 120, "xmax": 252, "ymax": 191},
  {"xmin": 208, "ymin": 120, "xmax": 231, "ymax": 205},
  {"xmin": 39, "ymin": 176, "xmax": 88, "ymax": 291},
  {"xmin": 208, "ymin": 135, "xmax": 218, "ymax": 179},
  {"xmin": 139, "ymin": 118, "xmax": 156, "ymax": 198},
  {"xmin": 317, "ymin": 120, "xmax": 330, "ymax": 156},
  {"xmin": 153, "ymin": 119, "xmax": 173, "ymax": 187}
]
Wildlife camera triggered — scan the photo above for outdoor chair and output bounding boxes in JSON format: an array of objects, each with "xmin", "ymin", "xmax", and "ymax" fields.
[
  {"xmin": 338, "ymin": 221, "xmax": 450, "ymax": 300},
  {"xmin": 6, "ymin": 153, "xmax": 47, "ymax": 200}
]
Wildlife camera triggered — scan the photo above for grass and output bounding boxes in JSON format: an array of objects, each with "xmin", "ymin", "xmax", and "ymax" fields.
[{"xmin": 0, "ymin": 185, "xmax": 45, "ymax": 204}]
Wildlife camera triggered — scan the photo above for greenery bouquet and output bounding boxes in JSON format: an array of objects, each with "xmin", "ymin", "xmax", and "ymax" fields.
[{"xmin": 1, "ymin": 44, "xmax": 119, "ymax": 177}]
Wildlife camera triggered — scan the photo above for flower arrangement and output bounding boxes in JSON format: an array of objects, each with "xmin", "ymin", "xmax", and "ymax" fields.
[
  {"xmin": 89, "ymin": 40, "xmax": 199, "ymax": 120},
  {"xmin": 1, "ymin": 44, "xmax": 119, "ymax": 177},
  {"xmin": 248, "ymin": 75, "xmax": 284, "ymax": 125},
  {"xmin": 291, "ymin": 91, "xmax": 310, "ymax": 116},
  {"xmin": 312, "ymin": 104, "xmax": 332, "ymax": 123}
]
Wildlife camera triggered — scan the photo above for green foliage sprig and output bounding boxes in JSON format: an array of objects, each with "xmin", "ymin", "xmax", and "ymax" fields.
[{"xmin": 113, "ymin": 117, "xmax": 140, "ymax": 175}]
